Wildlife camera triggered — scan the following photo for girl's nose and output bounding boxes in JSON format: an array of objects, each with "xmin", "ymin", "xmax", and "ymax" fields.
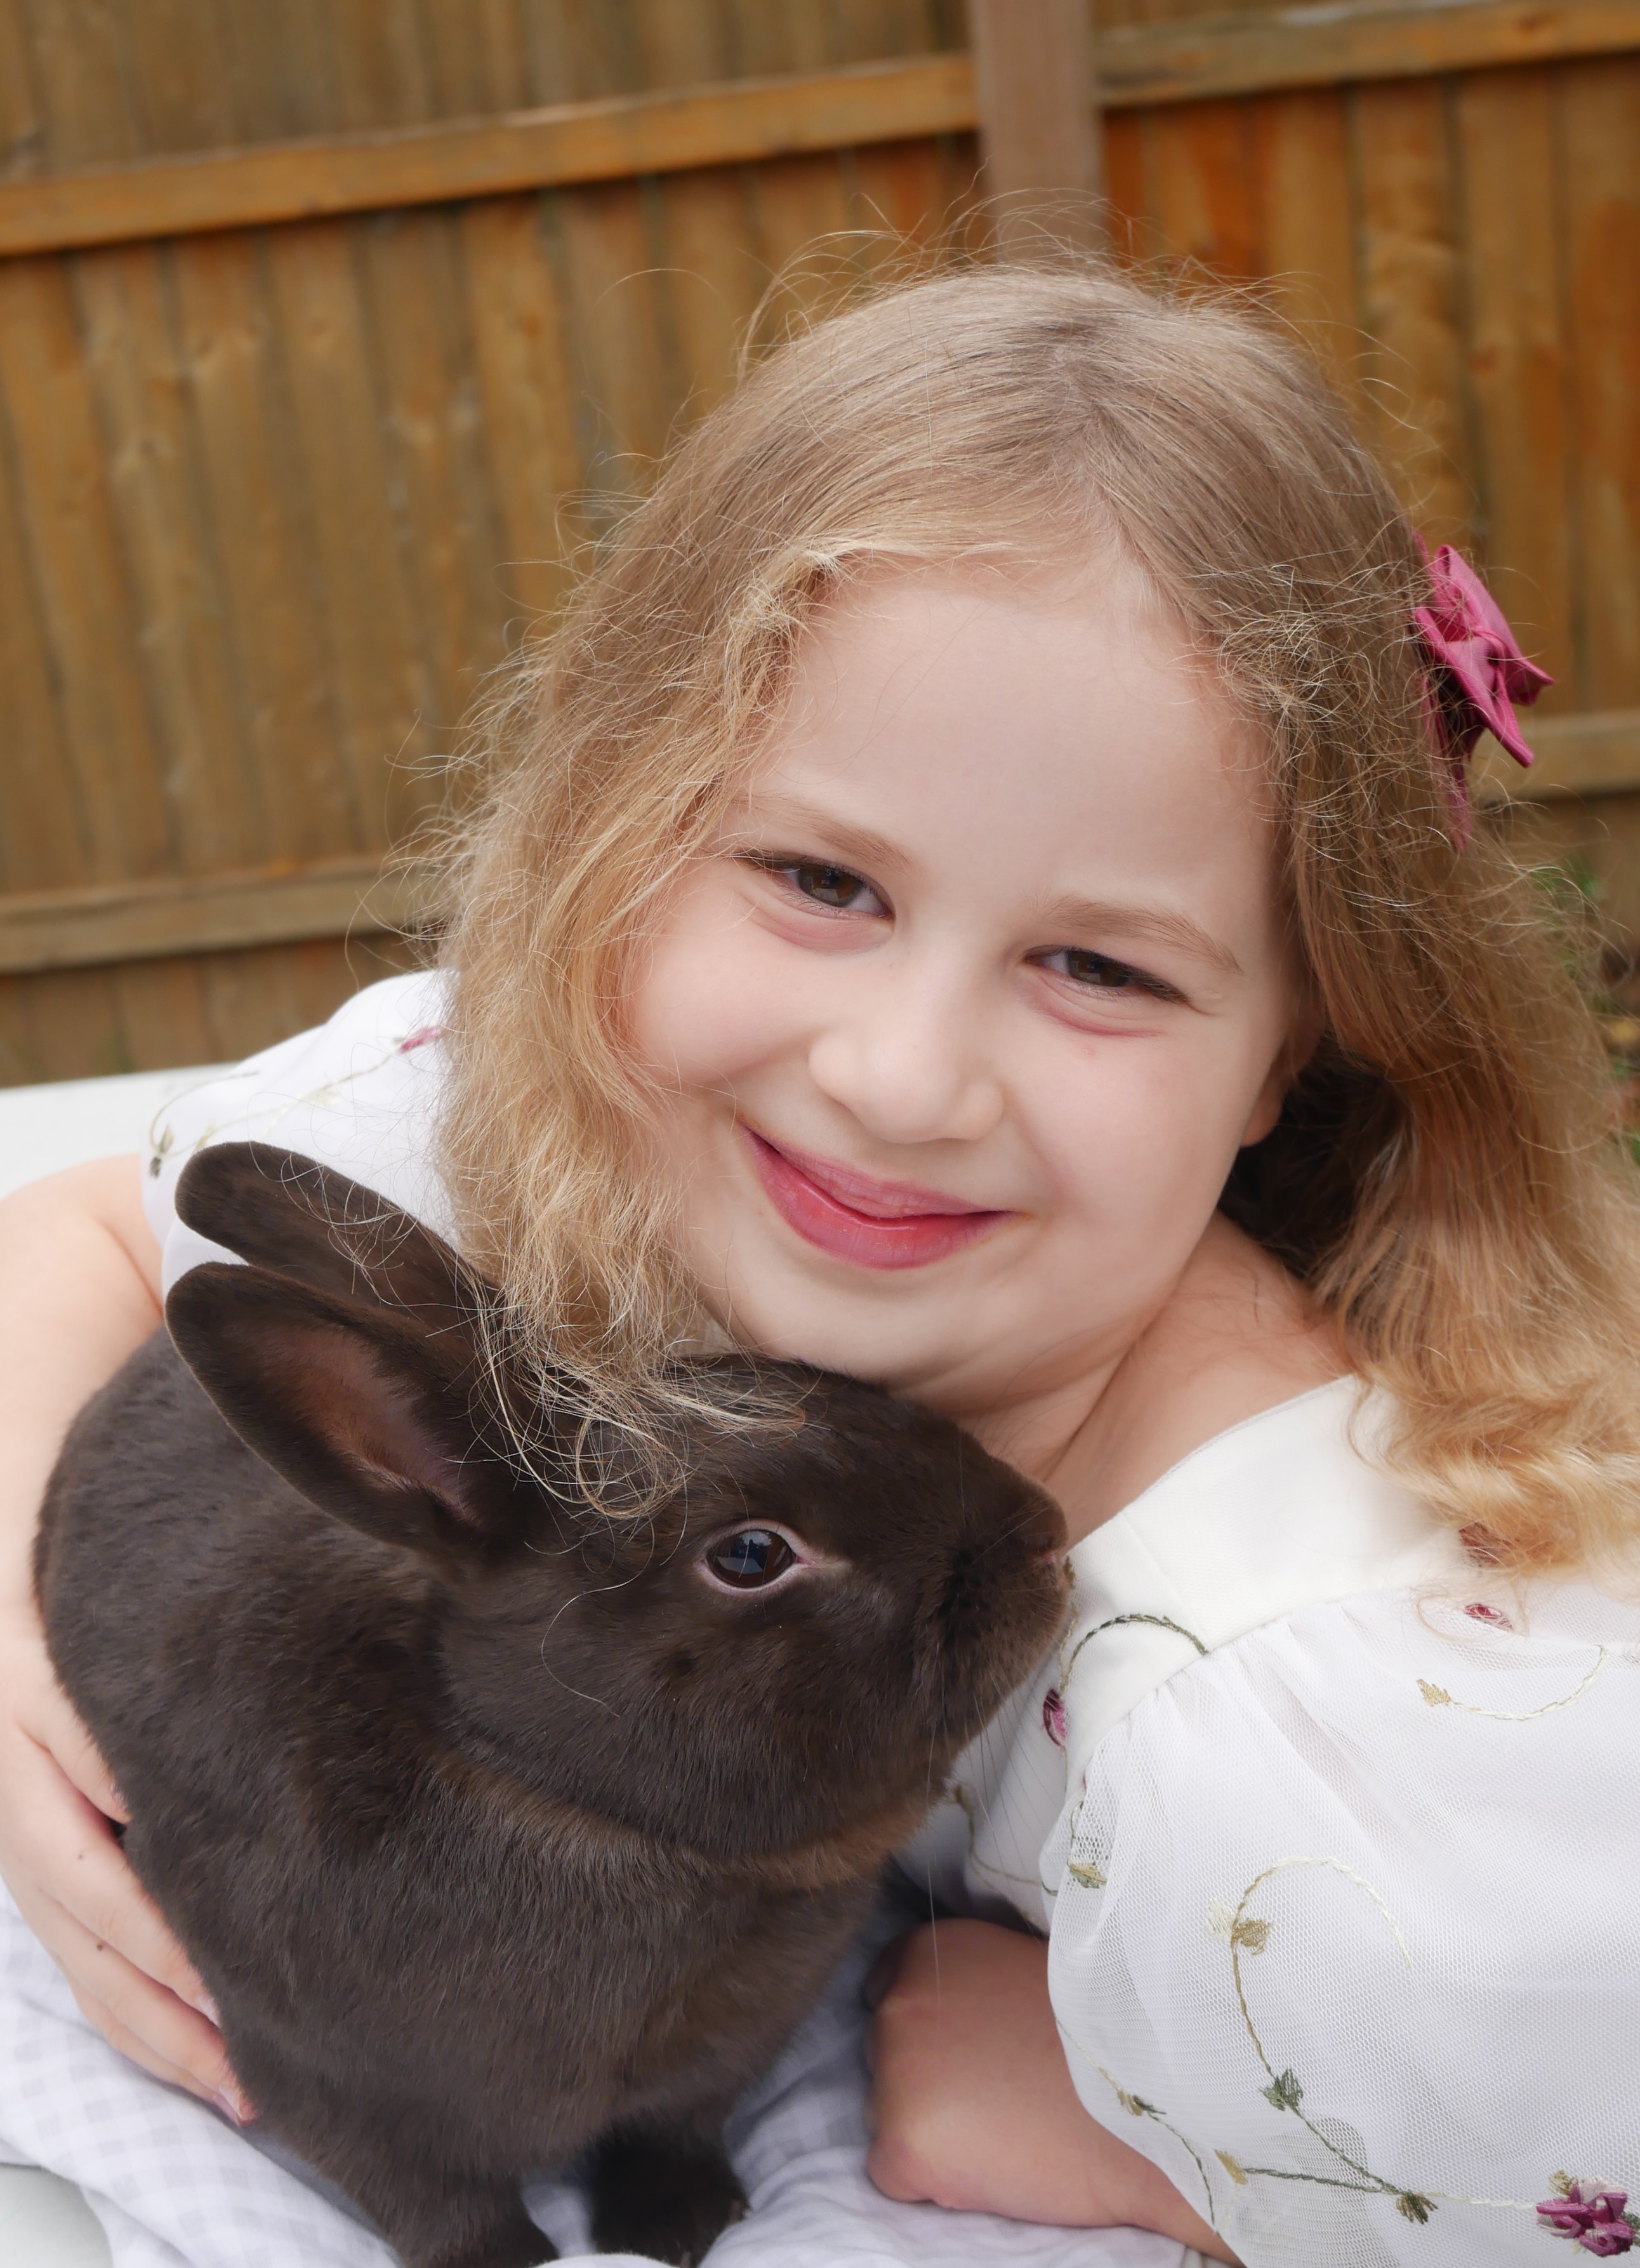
[{"xmin": 805, "ymin": 976, "xmax": 1005, "ymax": 1148}]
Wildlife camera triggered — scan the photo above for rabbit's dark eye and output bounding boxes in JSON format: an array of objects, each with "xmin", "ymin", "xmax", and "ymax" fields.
[{"xmin": 705, "ymin": 1528, "xmax": 796, "ymax": 1589}]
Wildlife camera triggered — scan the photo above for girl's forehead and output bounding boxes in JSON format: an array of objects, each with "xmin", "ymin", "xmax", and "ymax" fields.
[{"xmin": 742, "ymin": 564, "xmax": 1273, "ymax": 898}]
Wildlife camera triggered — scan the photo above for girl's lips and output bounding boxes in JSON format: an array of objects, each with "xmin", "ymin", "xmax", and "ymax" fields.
[{"xmin": 742, "ymin": 1127, "xmax": 1013, "ymax": 1272}]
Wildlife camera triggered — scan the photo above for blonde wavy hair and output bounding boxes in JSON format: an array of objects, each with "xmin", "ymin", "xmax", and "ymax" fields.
[{"xmin": 437, "ymin": 258, "xmax": 1640, "ymax": 1575}]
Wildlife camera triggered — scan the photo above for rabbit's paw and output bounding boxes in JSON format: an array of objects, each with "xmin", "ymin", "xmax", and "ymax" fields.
[
  {"xmin": 588, "ymin": 2128, "xmax": 748, "ymax": 2267},
  {"xmin": 387, "ymin": 2186, "xmax": 555, "ymax": 2268}
]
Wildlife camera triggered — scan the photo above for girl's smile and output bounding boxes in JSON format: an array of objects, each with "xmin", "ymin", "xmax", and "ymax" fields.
[
  {"xmin": 741, "ymin": 1124, "xmax": 1015, "ymax": 1271},
  {"xmin": 627, "ymin": 559, "xmax": 1300, "ymax": 1463}
]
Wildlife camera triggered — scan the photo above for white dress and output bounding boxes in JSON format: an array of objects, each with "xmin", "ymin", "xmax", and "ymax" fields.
[{"xmin": 130, "ymin": 973, "xmax": 1640, "ymax": 2267}]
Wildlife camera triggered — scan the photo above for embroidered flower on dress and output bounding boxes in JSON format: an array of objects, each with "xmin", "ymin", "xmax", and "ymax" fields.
[
  {"xmin": 1042, "ymin": 1688, "xmax": 1067, "ymax": 1747},
  {"xmin": 1538, "ymin": 2182, "xmax": 1637, "ymax": 2252},
  {"xmin": 397, "ymin": 1025, "xmax": 445, "ymax": 1053},
  {"xmin": 1464, "ymin": 1601, "xmax": 1514, "ymax": 1629}
]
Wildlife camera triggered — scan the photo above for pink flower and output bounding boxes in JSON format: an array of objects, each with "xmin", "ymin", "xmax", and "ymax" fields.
[
  {"xmin": 1042, "ymin": 1688, "xmax": 1067, "ymax": 1747},
  {"xmin": 1463, "ymin": 1601, "xmax": 1513, "ymax": 1629},
  {"xmin": 397, "ymin": 1025, "xmax": 445, "ymax": 1054},
  {"xmin": 1537, "ymin": 2185, "xmax": 1635, "ymax": 2251},
  {"xmin": 1414, "ymin": 543, "xmax": 1552, "ymax": 844}
]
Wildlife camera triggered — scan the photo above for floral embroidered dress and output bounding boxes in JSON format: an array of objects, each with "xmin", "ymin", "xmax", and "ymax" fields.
[{"xmin": 145, "ymin": 974, "xmax": 1640, "ymax": 2268}]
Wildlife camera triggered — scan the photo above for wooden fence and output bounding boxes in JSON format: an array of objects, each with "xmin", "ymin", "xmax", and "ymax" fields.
[{"xmin": 1, "ymin": 0, "xmax": 1637, "ymax": 1082}]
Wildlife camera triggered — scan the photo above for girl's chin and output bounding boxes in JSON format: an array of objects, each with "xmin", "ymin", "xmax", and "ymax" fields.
[{"xmin": 710, "ymin": 1250, "xmax": 1007, "ymax": 1384}]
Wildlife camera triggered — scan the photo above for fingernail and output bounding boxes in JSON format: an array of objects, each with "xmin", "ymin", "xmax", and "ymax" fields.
[
  {"xmin": 214, "ymin": 2090, "xmax": 245, "ymax": 2125},
  {"xmin": 196, "ymin": 1991, "xmax": 221, "ymax": 2026}
]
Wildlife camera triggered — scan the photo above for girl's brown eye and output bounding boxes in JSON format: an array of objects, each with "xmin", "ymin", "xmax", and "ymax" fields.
[
  {"xmin": 1042, "ymin": 946, "xmax": 1175, "ymax": 1000},
  {"xmin": 1063, "ymin": 950, "xmax": 1139, "ymax": 988},
  {"xmin": 706, "ymin": 1529, "xmax": 796, "ymax": 1588},
  {"xmin": 794, "ymin": 863, "xmax": 866, "ymax": 908}
]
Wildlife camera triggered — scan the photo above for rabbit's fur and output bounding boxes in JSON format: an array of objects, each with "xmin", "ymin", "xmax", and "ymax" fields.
[{"xmin": 36, "ymin": 1144, "xmax": 1067, "ymax": 2268}]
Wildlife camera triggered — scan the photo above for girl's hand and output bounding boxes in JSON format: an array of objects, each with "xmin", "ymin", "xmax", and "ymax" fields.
[
  {"xmin": 866, "ymin": 1919, "xmax": 1237, "ymax": 2262},
  {"xmin": 0, "ymin": 1158, "xmax": 250, "ymax": 2122},
  {"xmin": 0, "ymin": 1597, "xmax": 251, "ymax": 2121}
]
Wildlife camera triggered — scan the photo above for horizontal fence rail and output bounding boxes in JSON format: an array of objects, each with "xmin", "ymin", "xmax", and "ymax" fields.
[
  {"xmin": 1, "ymin": 1, "xmax": 1636, "ymax": 260},
  {"xmin": 0, "ymin": 860, "xmax": 437, "ymax": 976}
]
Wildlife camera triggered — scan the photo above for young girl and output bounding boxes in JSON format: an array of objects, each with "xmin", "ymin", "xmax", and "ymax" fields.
[{"xmin": 2, "ymin": 262, "xmax": 1637, "ymax": 2268}]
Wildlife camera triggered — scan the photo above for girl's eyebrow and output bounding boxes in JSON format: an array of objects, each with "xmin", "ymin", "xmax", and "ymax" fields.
[{"xmin": 730, "ymin": 800, "xmax": 903, "ymax": 877}]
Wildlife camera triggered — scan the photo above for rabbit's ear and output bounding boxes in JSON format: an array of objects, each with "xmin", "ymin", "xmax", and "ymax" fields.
[
  {"xmin": 175, "ymin": 1144, "xmax": 487, "ymax": 1337},
  {"xmin": 166, "ymin": 1262, "xmax": 526, "ymax": 1562}
]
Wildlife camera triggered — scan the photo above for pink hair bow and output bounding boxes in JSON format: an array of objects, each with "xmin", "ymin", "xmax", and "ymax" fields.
[{"xmin": 1414, "ymin": 540, "xmax": 1552, "ymax": 843}]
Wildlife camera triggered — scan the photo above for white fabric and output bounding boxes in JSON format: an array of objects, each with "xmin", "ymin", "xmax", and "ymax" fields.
[
  {"xmin": 901, "ymin": 1383, "xmax": 1640, "ymax": 2265},
  {"xmin": 140, "ymin": 970, "xmax": 454, "ymax": 1296},
  {"xmin": 25, "ymin": 974, "xmax": 1640, "ymax": 2265},
  {"xmin": 1043, "ymin": 1582, "xmax": 1640, "ymax": 2265},
  {"xmin": 0, "ymin": 1883, "xmax": 1180, "ymax": 2268}
]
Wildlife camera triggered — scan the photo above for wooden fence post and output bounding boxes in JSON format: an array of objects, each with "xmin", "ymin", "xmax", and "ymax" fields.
[{"xmin": 967, "ymin": 0, "xmax": 1104, "ymax": 248}]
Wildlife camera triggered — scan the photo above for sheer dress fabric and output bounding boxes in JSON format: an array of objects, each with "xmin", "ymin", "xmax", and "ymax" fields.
[{"xmin": 132, "ymin": 975, "xmax": 1640, "ymax": 2267}]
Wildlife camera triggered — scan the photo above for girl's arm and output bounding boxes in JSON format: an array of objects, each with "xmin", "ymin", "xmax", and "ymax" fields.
[
  {"xmin": 0, "ymin": 1158, "xmax": 248, "ymax": 2119},
  {"xmin": 867, "ymin": 1920, "xmax": 1238, "ymax": 2260}
]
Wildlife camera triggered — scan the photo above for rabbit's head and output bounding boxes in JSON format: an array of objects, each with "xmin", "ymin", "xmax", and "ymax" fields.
[{"xmin": 168, "ymin": 1145, "xmax": 1068, "ymax": 1861}]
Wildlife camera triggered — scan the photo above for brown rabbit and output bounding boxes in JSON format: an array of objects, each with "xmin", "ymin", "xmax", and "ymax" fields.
[{"xmin": 35, "ymin": 1143, "xmax": 1066, "ymax": 2268}]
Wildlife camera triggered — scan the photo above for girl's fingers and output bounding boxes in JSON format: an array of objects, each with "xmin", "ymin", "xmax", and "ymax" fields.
[
  {"xmin": 30, "ymin": 1681, "xmax": 129, "ymax": 1822},
  {"xmin": 68, "ymin": 1982, "xmax": 246, "ymax": 2122},
  {"xmin": 27, "ymin": 1776, "xmax": 213, "ymax": 2018},
  {"xmin": 30, "ymin": 1897, "xmax": 246, "ymax": 2112},
  {"xmin": 4, "ymin": 1723, "xmax": 215, "ymax": 2015}
]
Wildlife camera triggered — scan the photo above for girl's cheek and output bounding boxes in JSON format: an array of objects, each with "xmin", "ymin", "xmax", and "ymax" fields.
[
  {"xmin": 1033, "ymin": 1024, "xmax": 1276, "ymax": 1220},
  {"xmin": 627, "ymin": 895, "xmax": 803, "ymax": 1092}
]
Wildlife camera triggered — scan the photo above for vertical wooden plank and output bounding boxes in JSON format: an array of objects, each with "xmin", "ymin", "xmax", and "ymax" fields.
[
  {"xmin": 20, "ymin": 0, "xmax": 137, "ymax": 166},
  {"xmin": 629, "ymin": 0, "xmax": 737, "ymax": 91},
  {"xmin": 211, "ymin": 0, "xmax": 343, "ymax": 143},
  {"xmin": 357, "ymin": 206, "xmax": 512, "ymax": 736},
  {"xmin": 458, "ymin": 192, "xmax": 585, "ymax": 621},
  {"xmin": 1561, "ymin": 55, "xmax": 1640, "ymax": 712},
  {"xmin": 73, "ymin": 241, "xmax": 264, "ymax": 870},
  {"xmin": 263, "ymin": 216, "xmax": 437, "ymax": 846},
  {"xmin": 554, "ymin": 178, "xmax": 681, "ymax": 496},
  {"xmin": 0, "ymin": 354, "xmax": 87, "ymax": 890},
  {"xmin": 109, "ymin": 953, "xmax": 218, "ymax": 1073},
  {"xmin": 1455, "ymin": 66, "xmax": 1575, "ymax": 695},
  {"xmin": 285, "ymin": 932, "xmax": 418, "ymax": 1030},
  {"xmin": 849, "ymin": 135, "xmax": 957, "ymax": 249},
  {"xmin": 1350, "ymin": 79, "xmax": 1474, "ymax": 545},
  {"xmin": 516, "ymin": 1, "xmax": 637, "ymax": 107},
  {"xmin": 1, "ymin": 964, "xmax": 129, "ymax": 1084},
  {"xmin": 1149, "ymin": 100, "xmax": 1259, "ymax": 279},
  {"xmin": 729, "ymin": 0, "xmax": 834, "ymax": 77},
  {"xmin": 967, "ymin": 0, "xmax": 1103, "ymax": 246},
  {"xmin": 1246, "ymin": 88, "xmax": 1361, "ymax": 403},
  {"xmin": 0, "ymin": 255, "xmax": 170, "ymax": 880},
  {"xmin": 414, "ymin": 0, "xmax": 531, "ymax": 115},
  {"xmin": 322, "ymin": 0, "xmax": 436, "ymax": 133},
  {"xmin": 169, "ymin": 230, "xmax": 360, "ymax": 861},
  {"xmin": 0, "ymin": 0, "xmax": 46, "ymax": 178},
  {"xmin": 651, "ymin": 164, "xmax": 765, "ymax": 414},
  {"xmin": 116, "ymin": 0, "xmax": 235, "ymax": 157},
  {"xmin": 833, "ymin": 0, "xmax": 951, "ymax": 64},
  {"xmin": 195, "ymin": 938, "xmax": 306, "ymax": 1061},
  {"xmin": 1102, "ymin": 110, "xmax": 1149, "ymax": 262},
  {"xmin": 745, "ymin": 152, "xmax": 859, "ymax": 343}
]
